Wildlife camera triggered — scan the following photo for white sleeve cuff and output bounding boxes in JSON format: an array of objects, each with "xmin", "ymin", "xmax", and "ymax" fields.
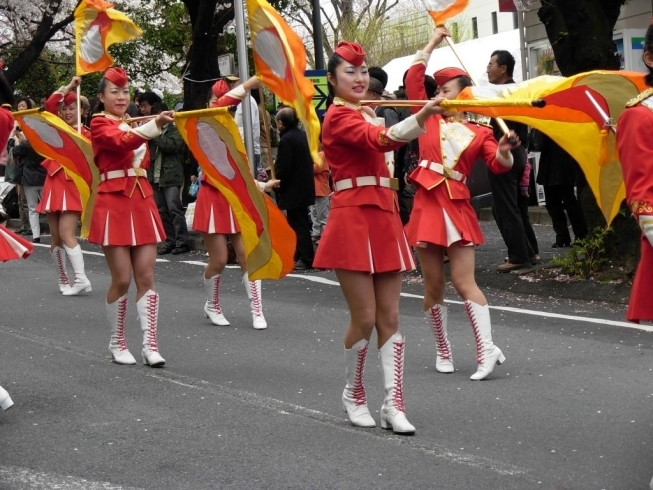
[
  {"xmin": 496, "ymin": 149, "xmax": 513, "ymax": 168},
  {"xmin": 413, "ymin": 50, "xmax": 431, "ymax": 65},
  {"xmin": 132, "ymin": 119, "xmax": 161, "ymax": 140},
  {"xmin": 387, "ymin": 115, "xmax": 426, "ymax": 142},
  {"xmin": 228, "ymin": 85, "xmax": 247, "ymax": 100},
  {"xmin": 639, "ymin": 215, "xmax": 653, "ymax": 247}
]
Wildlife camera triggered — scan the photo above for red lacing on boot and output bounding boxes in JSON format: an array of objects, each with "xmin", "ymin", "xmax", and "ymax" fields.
[
  {"xmin": 212, "ymin": 275, "xmax": 223, "ymax": 314},
  {"xmin": 465, "ymin": 302, "xmax": 484, "ymax": 365},
  {"xmin": 116, "ymin": 297, "xmax": 128, "ymax": 351},
  {"xmin": 429, "ymin": 307, "xmax": 451, "ymax": 360},
  {"xmin": 146, "ymin": 294, "xmax": 160, "ymax": 352},
  {"xmin": 55, "ymin": 250, "xmax": 69, "ymax": 286},
  {"xmin": 249, "ymin": 281, "xmax": 263, "ymax": 317},
  {"xmin": 352, "ymin": 345, "xmax": 368, "ymax": 406},
  {"xmin": 392, "ymin": 341, "xmax": 406, "ymax": 413}
]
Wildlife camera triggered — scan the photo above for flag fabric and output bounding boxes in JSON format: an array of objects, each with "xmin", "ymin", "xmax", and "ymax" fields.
[
  {"xmin": 174, "ymin": 107, "xmax": 296, "ymax": 281},
  {"xmin": 74, "ymin": 0, "xmax": 143, "ymax": 76},
  {"xmin": 422, "ymin": 0, "xmax": 469, "ymax": 25},
  {"xmin": 13, "ymin": 109, "xmax": 99, "ymax": 237},
  {"xmin": 452, "ymin": 71, "xmax": 649, "ymax": 224},
  {"xmin": 0, "ymin": 225, "xmax": 33, "ymax": 261},
  {"xmin": 246, "ymin": 0, "xmax": 322, "ymax": 164}
]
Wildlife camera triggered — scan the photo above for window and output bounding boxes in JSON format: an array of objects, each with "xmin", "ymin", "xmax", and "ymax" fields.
[
  {"xmin": 472, "ymin": 17, "xmax": 478, "ymax": 39},
  {"xmin": 491, "ymin": 11, "xmax": 498, "ymax": 34},
  {"xmin": 513, "ymin": 11, "xmax": 518, "ymax": 29}
]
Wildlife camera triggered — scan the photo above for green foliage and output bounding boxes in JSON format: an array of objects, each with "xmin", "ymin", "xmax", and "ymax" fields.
[
  {"xmin": 551, "ymin": 226, "xmax": 613, "ymax": 279},
  {"xmin": 12, "ymin": 53, "xmax": 58, "ymax": 104}
]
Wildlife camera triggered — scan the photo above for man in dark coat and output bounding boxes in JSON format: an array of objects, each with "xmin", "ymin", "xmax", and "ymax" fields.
[
  {"xmin": 487, "ymin": 49, "xmax": 538, "ymax": 271},
  {"xmin": 274, "ymin": 107, "xmax": 316, "ymax": 270}
]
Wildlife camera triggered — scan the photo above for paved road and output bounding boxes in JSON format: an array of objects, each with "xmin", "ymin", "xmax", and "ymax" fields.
[{"xmin": 1, "ymin": 224, "xmax": 651, "ymax": 490}]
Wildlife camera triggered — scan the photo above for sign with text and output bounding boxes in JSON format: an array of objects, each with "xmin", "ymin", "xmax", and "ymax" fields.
[{"xmin": 306, "ymin": 69, "xmax": 328, "ymax": 118}]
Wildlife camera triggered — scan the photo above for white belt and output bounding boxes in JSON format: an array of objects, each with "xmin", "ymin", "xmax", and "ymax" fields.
[
  {"xmin": 334, "ymin": 176, "xmax": 399, "ymax": 192},
  {"xmin": 419, "ymin": 160, "xmax": 466, "ymax": 183},
  {"xmin": 100, "ymin": 168, "xmax": 147, "ymax": 182}
]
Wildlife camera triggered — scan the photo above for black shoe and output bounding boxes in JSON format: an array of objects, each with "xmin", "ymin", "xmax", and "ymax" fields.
[
  {"xmin": 171, "ymin": 244, "xmax": 190, "ymax": 255},
  {"xmin": 158, "ymin": 244, "xmax": 174, "ymax": 255},
  {"xmin": 551, "ymin": 242, "xmax": 571, "ymax": 249},
  {"xmin": 32, "ymin": 237, "xmax": 40, "ymax": 243},
  {"xmin": 19, "ymin": 229, "xmax": 32, "ymax": 236},
  {"xmin": 293, "ymin": 260, "xmax": 310, "ymax": 271}
]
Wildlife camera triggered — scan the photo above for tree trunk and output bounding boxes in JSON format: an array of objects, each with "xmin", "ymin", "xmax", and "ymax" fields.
[{"xmin": 538, "ymin": 0, "xmax": 639, "ymax": 269}]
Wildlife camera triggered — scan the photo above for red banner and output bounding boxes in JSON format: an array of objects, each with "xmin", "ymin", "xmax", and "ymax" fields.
[{"xmin": 498, "ymin": 0, "xmax": 516, "ymax": 12}]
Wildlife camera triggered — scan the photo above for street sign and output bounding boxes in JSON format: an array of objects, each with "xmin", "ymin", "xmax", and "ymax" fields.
[{"xmin": 306, "ymin": 69, "xmax": 328, "ymax": 118}]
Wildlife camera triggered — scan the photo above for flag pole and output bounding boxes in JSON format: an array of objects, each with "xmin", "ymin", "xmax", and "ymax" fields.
[
  {"xmin": 76, "ymin": 84, "xmax": 82, "ymax": 134},
  {"xmin": 442, "ymin": 36, "xmax": 512, "ymax": 137},
  {"xmin": 235, "ymin": 0, "xmax": 256, "ymax": 176}
]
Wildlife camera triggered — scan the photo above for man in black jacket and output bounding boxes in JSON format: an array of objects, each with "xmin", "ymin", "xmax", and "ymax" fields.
[{"xmin": 274, "ymin": 107, "xmax": 315, "ymax": 270}]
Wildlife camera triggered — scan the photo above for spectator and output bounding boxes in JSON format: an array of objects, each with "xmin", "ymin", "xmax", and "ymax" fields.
[
  {"xmin": 13, "ymin": 97, "xmax": 34, "ymax": 235},
  {"xmin": 310, "ymin": 143, "xmax": 331, "ymax": 246},
  {"xmin": 148, "ymin": 102, "xmax": 190, "ymax": 255},
  {"xmin": 536, "ymin": 132, "xmax": 588, "ymax": 248},
  {"xmin": 137, "ymin": 91, "xmax": 162, "ymax": 116},
  {"xmin": 11, "ymin": 128, "xmax": 46, "ymax": 243},
  {"xmin": 486, "ymin": 49, "xmax": 536, "ymax": 271},
  {"xmin": 518, "ymin": 158, "xmax": 540, "ymax": 262},
  {"xmin": 274, "ymin": 107, "xmax": 315, "ymax": 270},
  {"xmin": 251, "ymin": 88, "xmax": 276, "ymax": 181}
]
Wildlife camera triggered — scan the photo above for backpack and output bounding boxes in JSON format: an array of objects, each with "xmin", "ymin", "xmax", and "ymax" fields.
[{"xmin": 1, "ymin": 185, "xmax": 19, "ymax": 219}]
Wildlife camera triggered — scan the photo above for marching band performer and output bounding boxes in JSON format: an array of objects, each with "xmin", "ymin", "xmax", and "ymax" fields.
[
  {"xmin": 404, "ymin": 27, "xmax": 519, "ymax": 380},
  {"xmin": 88, "ymin": 67, "xmax": 173, "ymax": 367},
  {"xmin": 195, "ymin": 76, "xmax": 278, "ymax": 331},
  {"xmin": 617, "ymin": 22, "xmax": 653, "ymax": 324},
  {"xmin": 315, "ymin": 41, "xmax": 442, "ymax": 434},
  {"xmin": 37, "ymin": 76, "xmax": 92, "ymax": 296}
]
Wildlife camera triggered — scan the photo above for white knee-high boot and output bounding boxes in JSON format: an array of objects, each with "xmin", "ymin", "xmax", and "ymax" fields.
[
  {"xmin": 137, "ymin": 290, "xmax": 165, "ymax": 367},
  {"xmin": 62, "ymin": 244, "xmax": 91, "ymax": 296},
  {"xmin": 426, "ymin": 304, "xmax": 454, "ymax": 373},
  {"xmin": 243, "ymin": 272, "xmax": 267, "ymax": 330},
  {"xmin": 107, "ymin": 294, "xmax": 136, "ymax": 365},
  {"xmin": 0, "ymin": 386, "xmax": 13, "ymax": 410},
  {"xmin": 204, "ymin": 273, "xmax": 230, "ymax": 326},
  {"xmin": 342, "ymin": 339, "xmax": 376, "ymax": 428},
  {"xmin": 379, "ymin": 332, "xmax": 415, "ymax": 435},
  {"xmin": 464, "ymin": 300, "xmax": 505, "ymax": 381},
  {"xmin": 51, "ymin": 246, "xmax": 71, "ymax": 294}
]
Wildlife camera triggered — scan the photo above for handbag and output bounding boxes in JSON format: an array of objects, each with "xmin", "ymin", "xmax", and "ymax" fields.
[{"xmin": 4, "ymin": 149, "xmax": 21, "ymax": 184}]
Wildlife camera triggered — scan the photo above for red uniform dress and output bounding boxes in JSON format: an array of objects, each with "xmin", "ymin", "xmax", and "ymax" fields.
[
  {"xmin": 36, "ymin": 92, "xmax": 90, "ymax": 214},
  {"xmin": 616, "ymin": 87, "xmax": 653, "ymax": 322},
  {"xmin": 404, "ymin": 53, "xmax": 512, "ymax": 247},
  {"xmin": 88, "ymin": 115, "xmax": 165, "ymax": 246},
  {"xmin": 313, "ymin": 99, "xmax": 424, "ymax": 273},
  {"xmin": 193, "ymin": 87, "xmax": 247, "ymax": 235}
]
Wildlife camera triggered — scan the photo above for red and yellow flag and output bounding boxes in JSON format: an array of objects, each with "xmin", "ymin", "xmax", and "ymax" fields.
[
  {"xmin": 246, "ymin": 0, "xmax": 321, "ymax": 164},
  {"xmin": 74, "ymin": 0, "xmax": 143, "ymax": 76},
  {"xmin": 13, "ymin": 109, "xmax": 99, "ymax": 237},
  {"xmin": 174, "ymin": 107, "xmax": 296, "ymax": 281},
  {"xmin": 450, "ymin": 71, "xmax": 649, "ymax": 224},
  {"xmin": 422, "ymin": 0, "xmax": 469, "ymax": 25}
]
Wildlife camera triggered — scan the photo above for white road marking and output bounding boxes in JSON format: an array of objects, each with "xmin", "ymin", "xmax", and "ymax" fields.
[
  {"xmin": 0, "ymin": 464, "xmax": 142, "ymax": 489},
  {"xmin": 31, "ymin": 243, "xmax": 643, "ymax": 331}
]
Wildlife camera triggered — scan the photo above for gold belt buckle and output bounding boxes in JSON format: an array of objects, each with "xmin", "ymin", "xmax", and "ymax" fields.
[
  {"xmin": 388, "ymin": 178, "xmax": 399, "ymax": 191},
  {"xmin": 133, "ymin": 167, "xmax": 146, "ymax": 178},
  {"xmin": 442, "ymin": 166, "xmax": 454, "ymax": 179}
]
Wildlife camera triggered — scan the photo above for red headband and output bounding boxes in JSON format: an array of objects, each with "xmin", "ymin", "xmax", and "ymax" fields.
[
  {"xmin": 211, "ymin": 80, "xmax": 229, "ymax": 100},
  {"xmin": 103, "ymin": 67, "xmax": 128, "ymax": 87},
  {"xmin": 433, "ymin": 67, "xmax": 469, "ymax": 86},
  {"xmin": 334, "ymin": 41, "xmax": 366, "ymax": 66},
  {"xmin": 62, "ymin": 92, "xmax": 77, "ymax": 106}
]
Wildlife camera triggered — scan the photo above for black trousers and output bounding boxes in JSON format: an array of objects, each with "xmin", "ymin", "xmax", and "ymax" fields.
[
  {"xmin": 286, "ymin": 207, "xmax": 315, "ymax": 265},
  {"xmin": 543, "ymin": 185, "xmax": 588, "ymax": 246},
  {"xmin": 518, "ymin": 191, "xmax": 539, "ymax": 255},
  {"xmin": 488, "ymin": 162, "xmax": 535, "ymax": 264},
  {"xmin": 152, "ymin": 184, "xmax": 189, "ymax": 248}
]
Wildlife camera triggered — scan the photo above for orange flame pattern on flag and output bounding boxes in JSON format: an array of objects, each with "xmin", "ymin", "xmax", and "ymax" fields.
[
  {"xmin": 13, "ymin": 109, "xmax": 99, "ymax": 237},
  {"xmin": 174, "ymin": 107, "xmax": 296, "ymax": 281},
  {"xmin": 74, "ymin": 0, "xmax": 143, "ymax": 76},
  {"xmin": 422, "ymin": 0, "xmax": 469, "ymax": 25},
  {"xmin": 246, "ymin": 0, "xmax": 322, "ymax": 164}
]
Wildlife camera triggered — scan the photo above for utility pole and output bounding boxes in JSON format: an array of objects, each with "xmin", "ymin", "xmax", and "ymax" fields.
[{"xmin": 312, "ymin": 0, "xmax": 325, "ymax": 69}]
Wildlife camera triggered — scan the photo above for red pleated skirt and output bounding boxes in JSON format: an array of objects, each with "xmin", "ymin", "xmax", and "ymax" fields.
[
  {"xmin": 627, "ymin": 237, "xmax": 653, "ymax": 322},
  {"xmin": 36, "ymin": 170, "xmax": 83, "ymax": 214},
  {"xmin": 87, "ymin": 191, "xmax": 165, "ymax": 247},
  {"xmin": 313, "ymin": 205, "xmax": 415, "ymax": 273},
  {"xmin": 0, "ymin": 224, "xmax": 33, "ymax": 261},
  {"xmin": 192, "ymin": 183, "xmax": 240, "ymax": 235},
  {"xmin": 405, "ymin": 186, "xmax": 483, "ymax": 247}
]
